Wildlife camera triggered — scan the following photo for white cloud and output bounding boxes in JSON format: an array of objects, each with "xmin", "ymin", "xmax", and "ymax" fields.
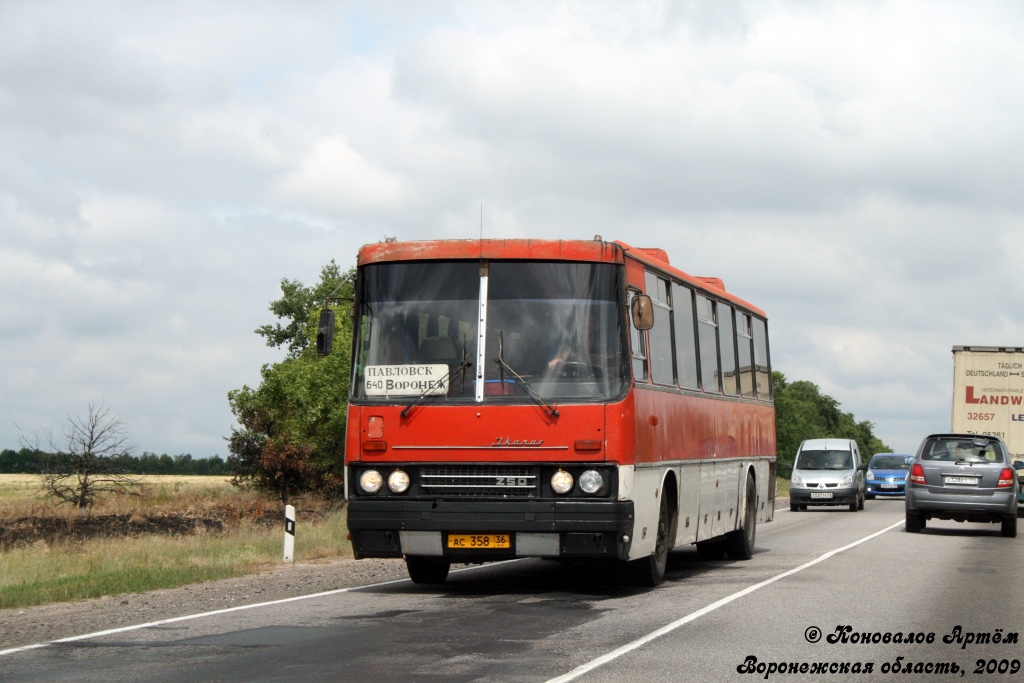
[{"xmin": 272, "ymin": 135, "xmax": 409, "ymax": 215}]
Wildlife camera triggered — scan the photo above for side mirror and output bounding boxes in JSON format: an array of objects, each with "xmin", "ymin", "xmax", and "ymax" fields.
[
  {"xmin": 858, "ymin": 463, "xmax": 868, "ymax": 472},
  {"xmin": 780, "ymin": 463, "xmax": 793, "ymax": 473},
  {"xmin": 316, "ymin": 309, "xmax": 335, "ymax": 356},
  {"xmin": 631, "ymin": 294, "xmax": 654, "ymax": 331},
  {"xmin": 1013, "ymin": 461, "xmax": 1024, "ymax": 471}
]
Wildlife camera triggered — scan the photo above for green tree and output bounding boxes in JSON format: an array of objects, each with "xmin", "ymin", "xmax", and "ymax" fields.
[
  {"xmin": 773, "ymin": 371, "xmax": 891, "ymax": 464},
  {"xmin": 227, "ymin": 262, "xmax": 354, "ymax": 503},
  {"xmin": 255, "ymin": 260, "xmax": 352, "ymax": 359}
]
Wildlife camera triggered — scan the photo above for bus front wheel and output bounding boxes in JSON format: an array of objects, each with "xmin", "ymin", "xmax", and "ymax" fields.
[{"xmin": 626, "ymin": 491, "xmax": 671, "ymax": 587}]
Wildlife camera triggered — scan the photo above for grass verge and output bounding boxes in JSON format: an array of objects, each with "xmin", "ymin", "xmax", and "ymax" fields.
[
  {"xmin": 0, "ymin": 507, "xmax": 351, "ymax": 610},
  {"xmin": 0, "ymin": 474, "xmax": 352, "ymax": 610}
]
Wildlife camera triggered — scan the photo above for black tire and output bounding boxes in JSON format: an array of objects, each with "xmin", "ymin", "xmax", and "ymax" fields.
[
  {"xmin": 1002, "ymin": 515, "xmax": 1017, "ymax": 538},
  {"xmin": 866, "ymin": 494, "xmax": 876, "ymax": 500},
  {"xmin": 906, "ymin": 511, "xmax": 923, "ymax": 533},
  {"xmin": 405, "ymin": 556, "xmax": 451, "ymax": 584},
  {"xmin": 858, "ymin": 492, "xmax": 865, "ymax": 510},
  {"xmin": 790, "ymin": 500, "xmax": 798, "ymax": 512},
  {"xmin": 696, "ymin": 540, "xmax": 726, "ymax": 561},
  {"xmin": 799, "ymin": 505, "xmax": 807, "ymax": 511},
  {"xmin": 725, "ymin": 477, "xmax": 757, "ymax": 560},
  {"xmin": 849, "ymin": 499, "xmax": 858, "ymax": 512},
  {"xmin": 626, "ymin": 488, "xmax": 671, "ymax": 587}
]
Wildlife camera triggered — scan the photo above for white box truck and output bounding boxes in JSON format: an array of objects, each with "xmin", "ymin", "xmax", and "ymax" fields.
[{"xmin": 951, "ymin": 346, "xmax": 1024, "ymax": 460}]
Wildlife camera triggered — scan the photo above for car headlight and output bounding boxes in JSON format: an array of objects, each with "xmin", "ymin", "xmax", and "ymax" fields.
[
  {"xmin": 551, "ymin": 470, "xmax": 574, "ymax": 494},
  {"xmin": 359, "ymin": 469, "xmax": 383, "ymax": 494},
  {"xmin": 866, "ymin": 470, "xmax": 874, "ymax": 480},
  {"xmin": 387, "ymin": 469, "xmax": 410, "ymax": 493},
  {"xmin": 579, "ymin": 469, "xmax": 604, "ymax": 494},
  {"xmin": 792, "ymin": 474, "xmax": 804, "ymax": 488},
  {"xmin": 839, "ymin": 474, "xmax": 853, "ymax": 487}
]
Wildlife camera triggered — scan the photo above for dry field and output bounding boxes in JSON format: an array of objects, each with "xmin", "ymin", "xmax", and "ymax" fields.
[{"xmin": 0, "ymin": 473, "xmax": 352, "ymax": 609}]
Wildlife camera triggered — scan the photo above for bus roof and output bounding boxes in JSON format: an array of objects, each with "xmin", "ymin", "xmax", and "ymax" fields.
[{"xmin": 357, "ymin": 238, "xmax": 766, "ymax": 318}]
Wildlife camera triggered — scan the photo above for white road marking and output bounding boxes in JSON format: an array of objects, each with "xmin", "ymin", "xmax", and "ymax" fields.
[
  {"xmin": 545, "ymin": 519, "xmax": 905, "ymax": 683},
  {"xmin": 0, "ymin": 562, "xmax": 513, "ymax": 658}
]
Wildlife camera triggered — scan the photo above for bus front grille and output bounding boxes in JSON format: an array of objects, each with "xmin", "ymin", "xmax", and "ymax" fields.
[{"xmin": 419, "ymin": 465, "xmax": 538, "ymax": 498}]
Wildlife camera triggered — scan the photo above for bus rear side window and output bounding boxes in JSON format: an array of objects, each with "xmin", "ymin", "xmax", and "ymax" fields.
[
  {"xmin": 752, "ymin": 317, "xmax": 770, "ymax": 398},
  {"xmin": 719, "ymin": 303, "xmax": 738, "ymax": 396},
  {"xmin": 736, "ymin": 311, "xmax": 755, "ymax": 398},
  {"xmin": 696, "ymin": 294, "xmax": 720, "ymax": 393}
]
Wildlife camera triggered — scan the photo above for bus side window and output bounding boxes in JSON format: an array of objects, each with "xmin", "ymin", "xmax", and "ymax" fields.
[
  {"xmin": 628, "ymin": 289, "xmax": 648, "ymax": 382},
  {"xmin": 752, "ymin": 317, "xmax": 771, "ymax": 399},
  {"xmin": 736, "ymin": 311, "xmax": 756, "ymax": 398},
  {"xmin": 672, "ymin": 282, "xmax": 699, "ymax": 390},
  {"xmin": 644, "ymin": 271, "xmax": 674, "ymax": 386},
  {"xmin": 696, "ymin": 294, "xmax": 720, "ymax": 393},
  {"xmin": 719, "ymin": 303, "xmax": 738, "ymax": 395}
]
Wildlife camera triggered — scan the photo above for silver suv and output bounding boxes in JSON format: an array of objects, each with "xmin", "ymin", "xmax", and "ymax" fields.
[{"xmin": 905, "ymin": 433, "xmax": 1019, "ymax": 537}]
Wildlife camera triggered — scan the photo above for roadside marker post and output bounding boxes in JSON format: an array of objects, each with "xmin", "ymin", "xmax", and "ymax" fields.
[{"xmin": 283, "ymin": 504, "xmax": 296, "ymax": 562}]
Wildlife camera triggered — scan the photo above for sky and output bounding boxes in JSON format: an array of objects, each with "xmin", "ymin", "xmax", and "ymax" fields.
[{"xmin": 2, "ymin": 0, "xmax": 1023, "ymax": 458}]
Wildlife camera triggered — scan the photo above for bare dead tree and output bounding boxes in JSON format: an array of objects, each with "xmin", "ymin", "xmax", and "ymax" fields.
[{"xmin": 23, "ymin": 403, "xmax": 141, "ymax": 518}]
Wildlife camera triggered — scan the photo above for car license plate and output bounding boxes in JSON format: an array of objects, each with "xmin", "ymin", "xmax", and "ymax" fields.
[
  {"xmin": 447, "ymin": 534, "xmax": 511, "ymax": 549},
  {"xmin": 880, "ymin": 485, "xmax": 899, "ymax": 490},
  {"xmin": 943, "ymin": 476, "xmax": 979, "ymax": 486},
  {"xmin": 810, "ymin": 492, "xmax": 833, "ymax": 499}
]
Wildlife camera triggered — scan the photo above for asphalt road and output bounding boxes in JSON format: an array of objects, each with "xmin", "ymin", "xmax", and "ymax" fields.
[{"xmin": 2, "ymin": 499, "xmax": 1021, "ymax": 682}]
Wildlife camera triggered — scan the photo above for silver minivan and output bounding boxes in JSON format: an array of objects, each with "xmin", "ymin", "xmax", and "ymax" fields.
[{"xmin": 789, "ymin": 438, "xmax": 867, "ymax": 512}]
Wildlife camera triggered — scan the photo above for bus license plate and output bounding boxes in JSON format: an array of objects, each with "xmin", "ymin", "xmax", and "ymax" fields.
[
  {"xmin": 810, "ymin": 492, "xmax": 833, "ymax": 499},
  {"xmin": 943, "ymin": 476, "xmax": 979, "ymax": 486},
  {"xmin": 447, "ymin": 534, "xmax": 511, "ymax": 549}
]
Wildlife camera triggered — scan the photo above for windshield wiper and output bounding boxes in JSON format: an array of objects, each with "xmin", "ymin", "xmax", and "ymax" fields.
[
  {"xmin": 400, "ymin": 363, "xmax": 467, "ymax": 418},
  {"xmin": 493, "ymin": 332, "xmax": 559, "ymax": 418},
  {"xmin": 400, "ymin": 336, "xmax": 472, "ymax": 418}
]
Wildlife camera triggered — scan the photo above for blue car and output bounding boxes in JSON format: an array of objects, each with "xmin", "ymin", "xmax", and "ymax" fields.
[{"xmin": 865, "ymin": 453, "xmax": 914, "ymax": 499}]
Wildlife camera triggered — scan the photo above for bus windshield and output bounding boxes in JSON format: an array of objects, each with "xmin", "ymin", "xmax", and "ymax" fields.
[{"xmin": 351, "ymin": 260, "xmax": 628, "ymax": 403}]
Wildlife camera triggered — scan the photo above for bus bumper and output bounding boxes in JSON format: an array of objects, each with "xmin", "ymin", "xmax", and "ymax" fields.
[{"xmin": 347, "ymin": 498, "xmax": 635, "ymax": 562}]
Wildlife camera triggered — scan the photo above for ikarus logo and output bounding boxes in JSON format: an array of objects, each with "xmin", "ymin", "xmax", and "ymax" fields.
[{"xmin": 492, "ymin": 437, "xmax": 544, "ymax": 447}]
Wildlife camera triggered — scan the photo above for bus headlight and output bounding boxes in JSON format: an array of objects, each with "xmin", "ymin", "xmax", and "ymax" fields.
[
  {"xmin": 359, "ymin": 469, "xmax": 383, "ymax": 494},
  {"xmin": 551, "ymin": 470, "xmax": 574, "ymax": 494},
  {"xmin": 387, "ymin": 469, "xmax": 410, "ymax": 494},
  {"xmin": 579, "ymin": 469, "xmax": 604, "ymax": 494}
]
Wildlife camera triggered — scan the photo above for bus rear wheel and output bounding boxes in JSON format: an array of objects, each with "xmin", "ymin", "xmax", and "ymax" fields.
[
  {"xmin": 405, "ymin": 556, "xmax": 450, "ymax": 584},
  {"xmin": 626, "ymin": 490, "xmax": 671, "ymax": 587},
  {"xmin": 725, "ymin": 477, "xmax": 756, "ymax": 561}
]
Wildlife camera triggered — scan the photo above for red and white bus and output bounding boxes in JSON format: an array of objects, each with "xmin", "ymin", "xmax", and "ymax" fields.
[{"xmin": 327, "ymin": 238, "xmax": 776, "ymax": 585}]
